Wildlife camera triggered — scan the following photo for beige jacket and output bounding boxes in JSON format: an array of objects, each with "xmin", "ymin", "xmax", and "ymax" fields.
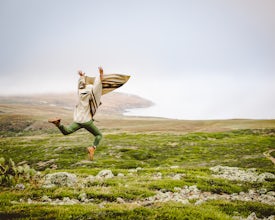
[{"xmin": 73, "ymin": 75, "xmax": 102, "ymax": 123}]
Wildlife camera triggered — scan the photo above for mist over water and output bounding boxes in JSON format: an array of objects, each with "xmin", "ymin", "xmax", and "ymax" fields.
[{"xmin": 123, "ymin": 74, "xmax": 275, "ymax": 120}]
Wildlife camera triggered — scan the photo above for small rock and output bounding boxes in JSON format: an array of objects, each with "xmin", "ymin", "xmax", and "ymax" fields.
[
  {"xmin": 78, "ymin": 193, "xmax": 87, "ymax": 202},
  {"xmin": 15, "ymin": 183, "xmax": 25, "ymax": 190},
  {"xmin": 248, "ymin": 189, "xmax": 256, "ymax": 195},
  {"xmin": 99, "ymin": 202, "xmax": 106, "ymax": 208},
  {"xmin": 128, "ymin": 169, "xmax": 137, "ymax": 173},
  {"xmin": 70, "ymin": 199, "xmax": 80, "ymax": 205},
  {"xmin": 174, "ymin": 187, "xmax": 181, "ymax": 192},
  {"xmin": 189, "ymin": 185, "xmax": 200, "ymax": 192},
  {"xmin": 85, "ymin": 175, "xmax": 95, "ymax": 184},
  {"xmin": 172, "ymin": 174, "xmax": 185, "ymax": 180},
  {"xmin": 257, "ymin": 188, "xmax": 267, "ymax": 194},
  {"xmin": 170, "ymin": 166, "xmax": 179, "ymax": 169},
  {"xmin": 61, "ymin": 197, "xmax": 78, "ymax": 205},
  {"xmin": 152, "ymin": 172, "xmax": 162, "ymax": 180},
  {"xmin": 43, "ymin": 172, "xmax": 77, "ymax": 188},
  {"xmin": 117, "ymin": 197, "xmax": 125, "ymax": 204},
  {"xmin": 54, "ymin": 198, "xmax": 61, "ymax": 203},
  {"xmin": 96, "ymin": 170, "xmax": 114, "ymax": 179},
  {"xmin": 258, "ymin": 173, "xmax": 275, "ymax": 182},
  {"xmin": 50, "ymin": 164, "xmax": 58, "ymax": 169},
  {"xmin": 246, "ymin": 212, "xmax": 258, "ymax": 220},
  {"xmin": 63, "ymin": 197, "xmax": 71, "ymax": 202},
  {"xmin": 194, "ymin": 199, "xmax": 204, "ymax": 205},
  {"xmin": 37, "ymin": 159, "xmax": 56, "ymax": 170},
  {"xmin": 117, "ymin": 173, "xmax": 125, "ymax": 177},
  {"xmin": 41, "ymin": 195, "xmax": 51, "ymax": 202},
  {"xmin": 267, "ymin": 191, "xmax": 275, "ymax": 196}
]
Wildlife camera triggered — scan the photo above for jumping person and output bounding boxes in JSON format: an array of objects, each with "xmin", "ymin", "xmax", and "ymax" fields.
[{"xmin": 48, "ymin": 67, "xmax": 104, "ymax": 160}]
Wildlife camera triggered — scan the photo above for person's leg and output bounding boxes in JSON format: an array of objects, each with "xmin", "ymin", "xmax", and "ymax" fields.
[
  {"xmin": 82, "ymin": 120, "xmax": 103, "ymax": 147},
  {"xmin": 57, "ymin": 122, "xmax": 82, "ymax": 135},
  {"xmin": 83, "ymin": 120, "xmax": 102, "ymax": 160}
]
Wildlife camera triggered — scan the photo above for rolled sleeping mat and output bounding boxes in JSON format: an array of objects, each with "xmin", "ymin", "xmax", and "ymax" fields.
[{"xmin": 85, "ymin": 74, "xmax": 130, "ymax": 95}]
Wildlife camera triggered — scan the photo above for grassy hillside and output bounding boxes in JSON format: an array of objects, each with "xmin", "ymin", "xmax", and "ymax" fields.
[
  {"xmin": 0, "ymin": 128, "xmax": 275, "ymax": 219},
  {"xmin": 0, "ymin": 96, "xmax": 275, "ymax": 219}
]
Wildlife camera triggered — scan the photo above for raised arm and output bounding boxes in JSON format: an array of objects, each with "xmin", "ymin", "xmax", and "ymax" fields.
[
  {"xmin": 78, "ymin": 70, "xmax": 85, "ymax": 77},
  {"xmin": 78, "ymin": 70, "xmax": 86, "ymax": 89},
  {"xmin": 92, "ymin": 67, "xmax": 103, "ymax": 95},
  {"xmin": 98, "ymin": 66, "xmax": 104, "ymax": 81}
]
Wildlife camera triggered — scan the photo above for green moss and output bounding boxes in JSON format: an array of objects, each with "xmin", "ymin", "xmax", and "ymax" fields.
[
  {"xmin": 1, "ymin": 129, "xmax": 275, "ymax": 219},
  {"xmin": 207, "ymin": 200, "xmax": 275, "ymax": 218}
]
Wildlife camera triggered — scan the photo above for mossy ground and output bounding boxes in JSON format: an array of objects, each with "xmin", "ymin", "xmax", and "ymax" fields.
[{"xmin": 0, "ymin": 128, "xmax": 275, "ymax": 219}]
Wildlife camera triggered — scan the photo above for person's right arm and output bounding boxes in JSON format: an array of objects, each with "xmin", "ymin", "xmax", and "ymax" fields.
[
  {"xmin": 92, "ymin": 67, "xmax": 103, "ymax": 95},
  {"xmin": 98, "ymin": 66, "xmax": 103, "ymax": 82}
]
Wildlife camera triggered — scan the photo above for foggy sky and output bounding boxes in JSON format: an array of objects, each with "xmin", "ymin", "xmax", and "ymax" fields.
[{"xmin": 0, "ymin": 0, "xmax": 275, "ymax": 119}]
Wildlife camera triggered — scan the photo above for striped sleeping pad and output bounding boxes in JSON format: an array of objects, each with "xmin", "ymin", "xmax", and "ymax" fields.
[{"xmin": 85, "ymin": 74, "xmax": 130, "ymax": 95}]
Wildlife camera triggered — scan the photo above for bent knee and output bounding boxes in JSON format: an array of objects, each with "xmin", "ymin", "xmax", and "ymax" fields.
[
  {"xmin": 96, "ymin": 133, "xmax": 102, "ymax": 140},
  {"xmin": 61, "ymin": 131, "xmax": 73, "ymax": 135}
]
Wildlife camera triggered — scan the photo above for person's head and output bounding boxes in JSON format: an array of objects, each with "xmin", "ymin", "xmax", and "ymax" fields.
[{"xmin": 78, "ymin": 80, "xmax": 86, "ymax": 89}]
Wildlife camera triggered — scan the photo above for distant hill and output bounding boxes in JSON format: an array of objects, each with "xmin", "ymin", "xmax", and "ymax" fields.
[
  {"xmin": 0, "ymin": 92, "xmax": 153, "ymax": 115},
  {"xmin": 0, "ymin": 92, "xmax": 153, "ymax": 132},
  {"xmin": 1, "ymin": 93, "xmax": 275, "ymax": 134}
]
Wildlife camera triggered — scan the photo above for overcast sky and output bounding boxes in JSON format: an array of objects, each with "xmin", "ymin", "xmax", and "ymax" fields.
[{"xmin": 0, "ymin": 0, "xmax": 274, "ymax": 119}]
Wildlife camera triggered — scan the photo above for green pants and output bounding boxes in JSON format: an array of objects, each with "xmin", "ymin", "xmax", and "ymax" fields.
[{"xmin": 57, "ymin": 120, "xmax": 102, "ymax": 147}]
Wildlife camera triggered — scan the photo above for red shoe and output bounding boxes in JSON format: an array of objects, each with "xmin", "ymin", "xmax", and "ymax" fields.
[
  {"xmin": 48, "ymin": 117, "xmax": 61, "ymax": 126},
  {"xmin": 87, "ymin": 146, "xmax": 96, "ymax": 160}
]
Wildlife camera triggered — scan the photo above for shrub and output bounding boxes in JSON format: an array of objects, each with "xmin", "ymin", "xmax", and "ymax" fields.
[{"xmin": 0, "ymin": 157, "xmax": 36, "ymax": 187}]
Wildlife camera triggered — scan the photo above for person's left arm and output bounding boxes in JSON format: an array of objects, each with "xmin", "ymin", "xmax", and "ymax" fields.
[{"xmin": 92, "ymin": 67, "xmax": 103, "ymax": 96}]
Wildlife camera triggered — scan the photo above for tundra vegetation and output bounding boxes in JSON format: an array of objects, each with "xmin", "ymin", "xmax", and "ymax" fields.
[
  {"xmin": 0, "ymin": 95, "xmax": 275, "ymax": 219},
  {"xmin": 0, "ymin": 124, "xmax": 275, "ymax": 219}
]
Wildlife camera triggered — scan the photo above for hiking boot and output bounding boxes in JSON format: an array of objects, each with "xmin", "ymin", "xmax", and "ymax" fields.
[
  {"xmin": 48, "ymin": 117, "xmax": 61, "ymax": 126},
  {"xmin": 87, "ymin": 146, "xmax": 96, "ymax": 160}
]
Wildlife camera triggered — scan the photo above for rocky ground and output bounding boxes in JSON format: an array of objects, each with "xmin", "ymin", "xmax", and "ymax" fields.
[
  {"xmin": 1, "ymin": 129, "xmax": 274, "ymax": 219},
  {"xmin": 10, "ymin": 166, "xmax": 275, "ymax": 220}
]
